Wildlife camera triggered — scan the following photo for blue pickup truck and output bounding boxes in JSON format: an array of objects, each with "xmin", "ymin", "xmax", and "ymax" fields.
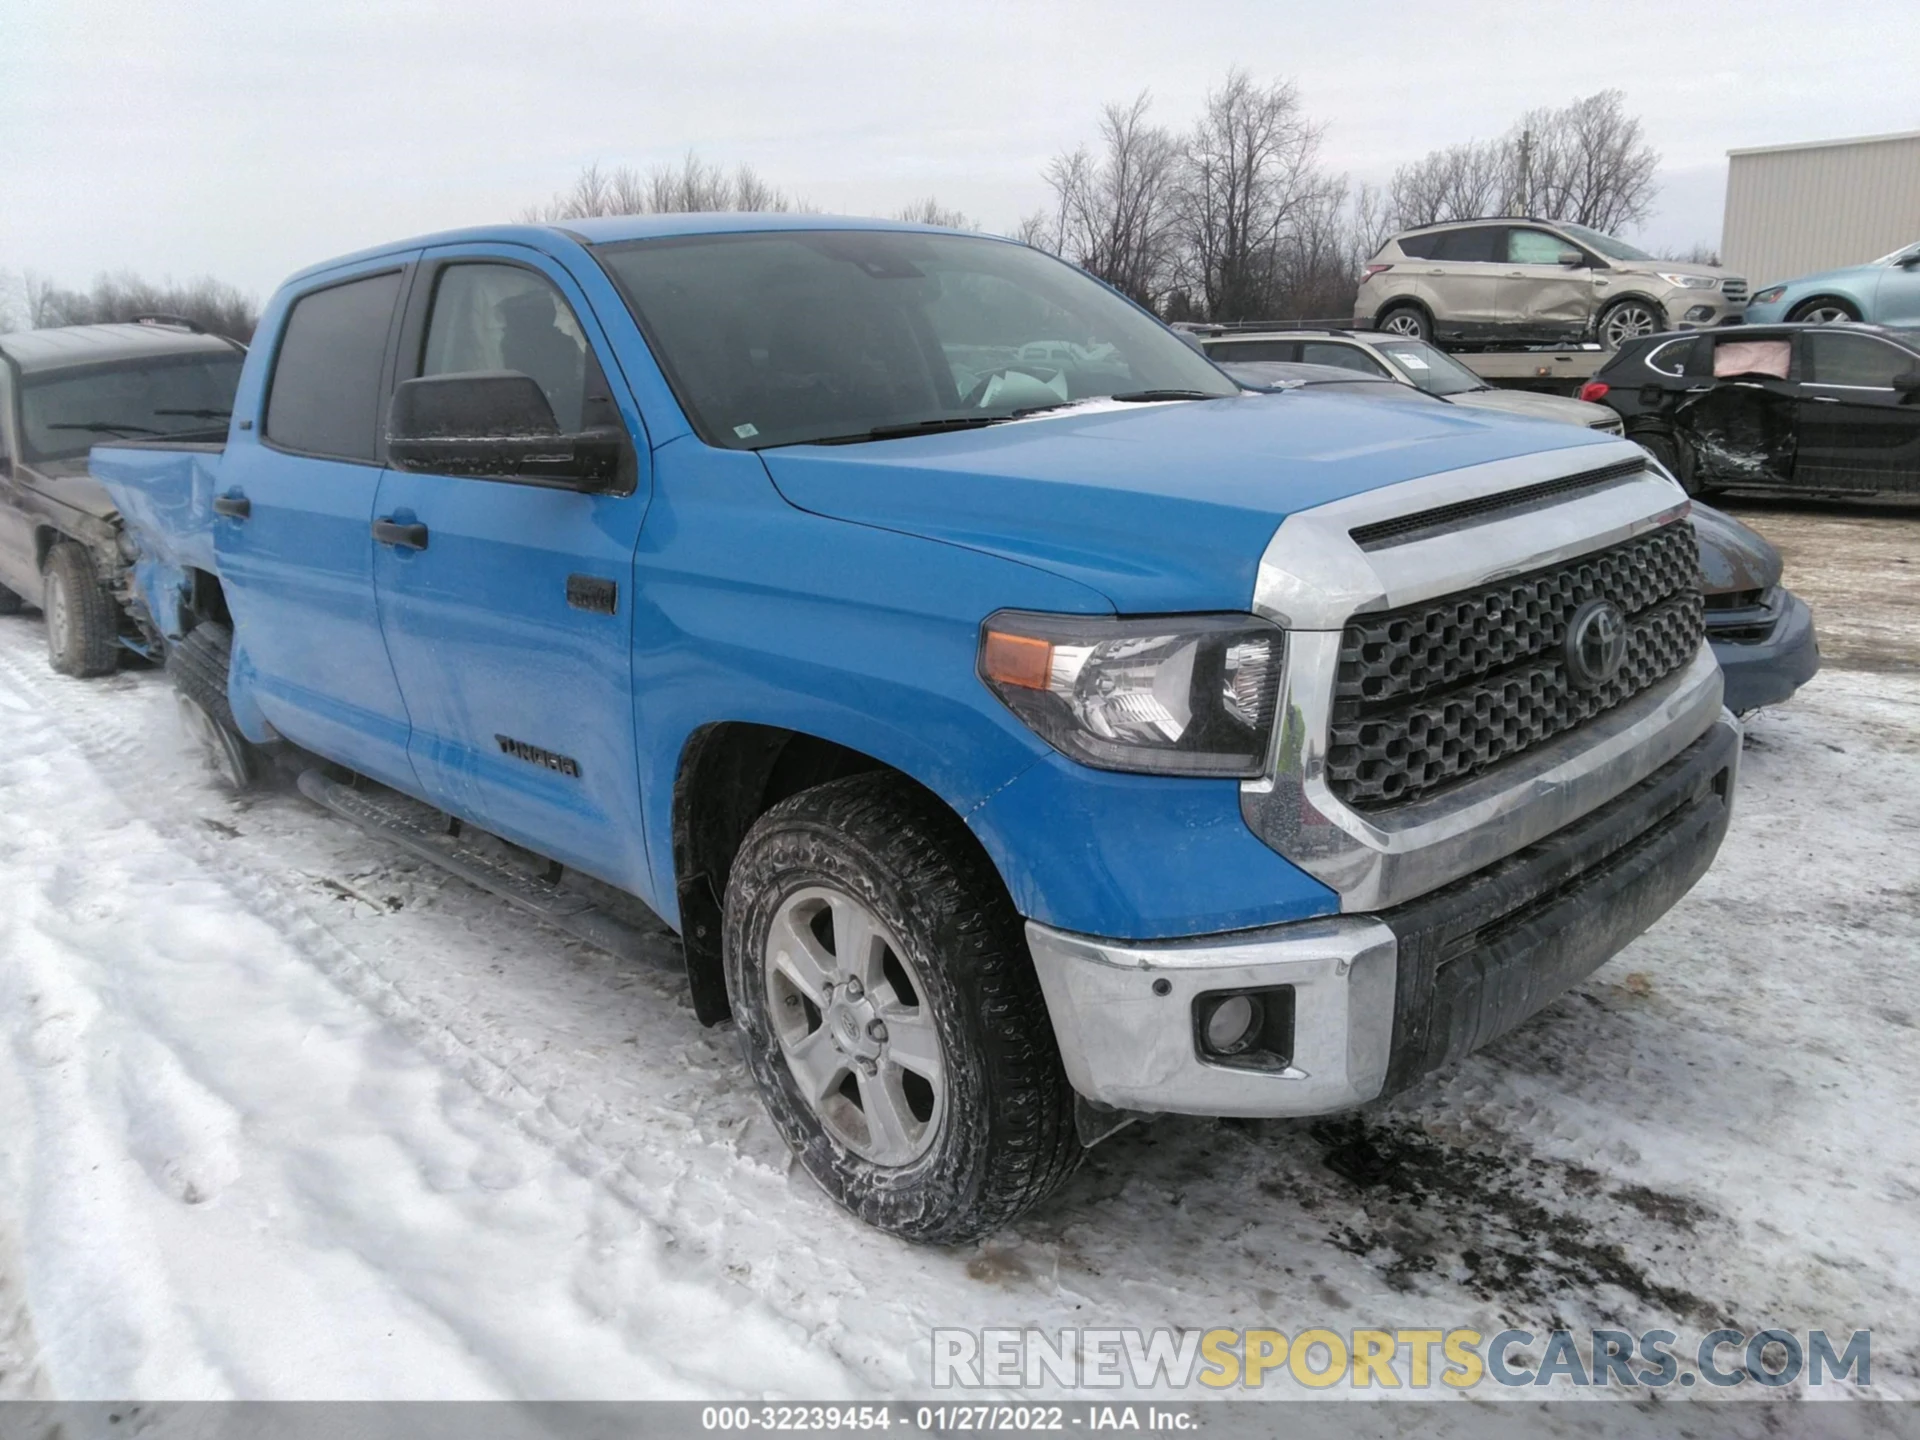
[{"xmin": 93, "ymin": 215, "xmax": 1739, "ymax": 1242}]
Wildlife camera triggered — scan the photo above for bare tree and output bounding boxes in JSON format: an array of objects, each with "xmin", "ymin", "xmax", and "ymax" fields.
[
  {"xmin": 1658, "ymin": 242, "xmax": 1723, "ymax": 266},
  {"xmin": 1174, "ymin": 70, "xmax": 1339, "ymax": 320},
  {"xmin": 17, "ymin": 269, "xmax": 257, "ymax": 341},
  {"xmin": 894, "ymin": 197, "xmax": 976, "ymax": 229},
  {"xmin": 527, "ymin": 153, "xmax": 800, "ymax": 220},
  {"xmin": 1385, "ymin": 90, "xmax": 1659, "ymax": 236},
  {"xmin": 1031, "ymin": 94, "xmax": 1183, "ymax": 307}
]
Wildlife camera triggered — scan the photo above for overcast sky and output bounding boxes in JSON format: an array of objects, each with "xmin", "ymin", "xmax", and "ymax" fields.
[{"xmin": 4, "ymin": 0, "xmax": 1917, "ymax": 301}]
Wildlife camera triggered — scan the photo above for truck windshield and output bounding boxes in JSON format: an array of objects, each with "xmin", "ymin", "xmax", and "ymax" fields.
[
  {"xmin": 20, "ymin": 354, "xmax": 245, "ymax": 464},
  {"xmin": 1369, "ymin": 339, "xmax": 1490, "ymax": 396},
  {"xmin": 593, "ymin": 230, "xmax": 1238, "ymax": 448}
]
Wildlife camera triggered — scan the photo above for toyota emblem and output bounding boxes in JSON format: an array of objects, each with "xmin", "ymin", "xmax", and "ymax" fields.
[{"xmin": 1564, "ymin": 599, "xmax": 1628, "ymax": 690}]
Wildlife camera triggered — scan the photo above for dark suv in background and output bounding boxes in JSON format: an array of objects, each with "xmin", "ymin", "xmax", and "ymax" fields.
[
  {"xmin": 0, "ymin": 320, "xmax": 244, "ymax": 675},
  {"xmin": 1356, "ymin": 217, "xmax": 1747, "ymax": 350}
]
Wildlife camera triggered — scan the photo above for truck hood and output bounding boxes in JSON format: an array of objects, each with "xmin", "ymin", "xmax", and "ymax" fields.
[
  {"xmin": 26, "ymin": 457, "xmax": 119, "ymax": 523},
  {"xmin": 760, "ymin": 392, "xmax": 1620, "ymax": 613},
  {"xmin": 1443, "ymin": 388, "xmax": 1618, "ymax": 429}
]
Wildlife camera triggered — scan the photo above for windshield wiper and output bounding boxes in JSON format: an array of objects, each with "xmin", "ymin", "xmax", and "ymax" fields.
[
  {"xmin": 46, "ymin": 420, "xmax": 164, "ymax": 436},
  {"xmin": 1107, "ymin": 389, "xmax": 1220, "ymax": 402},
  {"xmin": 804, "ymin": 405, "xmax": 1078, "ymax": 446},
  {"xmin": 153, "ymin": 407, "xmax": 232, "ymax": 419}
]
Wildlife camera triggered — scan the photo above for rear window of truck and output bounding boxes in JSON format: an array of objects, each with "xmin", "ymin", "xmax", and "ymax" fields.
[{"xmin": 265, "ymin": 271, "xmax": 402, "ymax": 462}]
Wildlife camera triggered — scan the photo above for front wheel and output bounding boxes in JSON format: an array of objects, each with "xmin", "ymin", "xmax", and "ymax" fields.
[
  {"xmin": 43, "ymin": 542, "xmax": 120, "ymax": 677},
  {"xmin": 1787, "ymin": 297, "xmax": 1860, "ymax": 324},
  {"xmin": 724, "ymin": 773, "xmax": 1080, "ymax": 1244},
  {"xmin": 1598, "ymin": 299, "xmax": 1665, "ymax": 350}
]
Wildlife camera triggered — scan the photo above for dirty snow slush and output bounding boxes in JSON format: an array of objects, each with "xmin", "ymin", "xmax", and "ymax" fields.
[{"xmin": 0, "ymin": 612, "xmax": 1914, "ymax": 1401}]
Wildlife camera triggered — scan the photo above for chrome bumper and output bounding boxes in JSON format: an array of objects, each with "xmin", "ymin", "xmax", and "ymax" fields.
[{"xmin": 1031, "ymin": 711, "xmax": 1741, "ymax": 1119}]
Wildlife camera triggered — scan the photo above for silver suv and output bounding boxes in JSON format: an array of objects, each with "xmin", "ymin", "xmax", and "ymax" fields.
[{"xmin": 1355, "ymin": 218, "xmax": 1747, "ymax": 350}]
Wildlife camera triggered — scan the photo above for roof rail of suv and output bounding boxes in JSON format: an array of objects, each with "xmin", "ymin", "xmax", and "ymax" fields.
[
  {"xmin": 1398, "ymin": 215, "xmax": 1562, "ymax": 231},
  {"xmin": 130, "ymin": 313, "xmax": 208, "ymax": 333},
  {"xmin": 1191, "ymin": 318, "xmax": 1360, "ymax": 335}
]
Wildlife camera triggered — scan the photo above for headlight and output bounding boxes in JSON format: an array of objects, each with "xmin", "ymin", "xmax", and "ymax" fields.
[
  {"xmin": 979, "ymin": 611, "xmax": 1284, "ymax": 777},
  {"xmin": 1752, "ymin": 285, "xmax": 1787, "ymax": 304},
  {"xmin": 1657, "ymin": 273, "xmax": 1718, "ymax": 290}
]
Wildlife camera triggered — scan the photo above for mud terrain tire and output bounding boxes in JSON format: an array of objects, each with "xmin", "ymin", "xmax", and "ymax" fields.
[
  {"xmin": 43, "ymin": 542, "xmax": 120, "ymax": 677},
  {"xmin": 167, "ymin": 622, "xmax": 261, "ymax": 789}
]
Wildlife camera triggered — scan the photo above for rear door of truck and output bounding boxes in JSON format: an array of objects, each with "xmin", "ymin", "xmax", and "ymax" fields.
[
  {"xmin": 366, "ymin": 243, "xmax": 654, "ymax": 892},
  {"xmin": 213, "ymin": 258, "xmax": 421, "ymax": 789}
]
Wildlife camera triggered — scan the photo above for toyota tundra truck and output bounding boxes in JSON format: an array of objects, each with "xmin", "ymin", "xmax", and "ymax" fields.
[{"xmin": 90, "ymin": 216, "xmax": 1738, "ymax": 1242}]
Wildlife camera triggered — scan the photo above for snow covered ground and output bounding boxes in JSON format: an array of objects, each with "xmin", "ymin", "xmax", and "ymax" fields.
[{"xmin": 0, "ymin": 610, "xmax": 1916, "ymax": 1404}]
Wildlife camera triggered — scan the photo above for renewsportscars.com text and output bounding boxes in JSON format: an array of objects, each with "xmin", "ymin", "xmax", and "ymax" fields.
[{"xmin": 931, "ymin": 1327, "xmax": 1871, "ymax": 1391}]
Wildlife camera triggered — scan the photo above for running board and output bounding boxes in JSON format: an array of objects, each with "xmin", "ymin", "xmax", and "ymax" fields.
[{"xmin": 296, "ymin": 768, "xmax": 648, "ymax": 960}]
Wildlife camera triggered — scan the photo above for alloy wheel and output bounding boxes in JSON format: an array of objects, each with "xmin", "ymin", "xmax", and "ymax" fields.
[
  {"xmin": 764, "ymin": 885, "xmax": 945, "ymax": 1166},
  {"xmin": 1601, "ymin": 304, "xmax": 1661, "ymax": 348},
  {"xmin": 1381, "ymin": 311, "xmax": 1425, "ymax": 337},
  {"xmin": 1801, "ymin": 304, "xmax": 1854, "ymax": 324}
]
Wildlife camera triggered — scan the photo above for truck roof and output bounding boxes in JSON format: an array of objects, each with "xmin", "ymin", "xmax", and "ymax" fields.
[
  {"xmin": 286, "ymin": 214, "xmax": 1006, "ymax": 284},
  {"xmin": 0, "ymin": 322, "xmax": 242, "ymax": 376}
]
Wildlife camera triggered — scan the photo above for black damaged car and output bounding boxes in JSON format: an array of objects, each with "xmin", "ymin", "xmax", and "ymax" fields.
[{"xmin": 1584, "ymin": 322, "xmax": 1920, "ymax": 499}]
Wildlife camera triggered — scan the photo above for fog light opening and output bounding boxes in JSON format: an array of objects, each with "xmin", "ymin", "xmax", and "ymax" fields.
[{"xmin": 1200, "ymin": 993, "xmax": 1263, "ymax": 1057}]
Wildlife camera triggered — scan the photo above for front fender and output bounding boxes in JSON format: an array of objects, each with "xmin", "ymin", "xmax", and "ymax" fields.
[{"xmin": 632, "ymin": 440, "xmax": 1115, "ymax": 924}]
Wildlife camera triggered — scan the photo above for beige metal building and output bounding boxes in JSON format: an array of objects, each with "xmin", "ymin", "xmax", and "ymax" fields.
[{"xmin": 1722, "ymin": 129, "xmax": 1920, "ymax": 285}]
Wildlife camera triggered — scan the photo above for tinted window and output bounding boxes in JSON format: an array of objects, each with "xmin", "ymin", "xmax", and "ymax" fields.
[
  {"xmin": 1396, "ymin": 233, "xmax": 1443, "ymax": 260},
  {"xmin": 596, "ymin": 230, "xmax": 1237, "ymax": 450},
  {"xmin": 420, "ymin": 263, "xmax": 611, "ymax": 431},
  {"xmin": 1432, "ymin": 227, "xmax": 1502, "ymax": 263},
  {"xmin": 1298, "ymin": 342, "xmax": 1388, "ymax": 375},
  {"xmin": 1805, "ymin": 332, "xmax": 1910, "ymax": 388},
  {"xmin": 1508, "ymin": 228, "xmax": 1574, "ymax": 264},
  {"xmin": 19, "ymin": 353, "xmax": 245, "ymax": 464},
  {"xmin": 265, "ymin": 271, "xmax": 401, "ymax": 461},
  {"xmin": 1206, "ymin": 339, "xmax": 1298, "ymax": 363}
]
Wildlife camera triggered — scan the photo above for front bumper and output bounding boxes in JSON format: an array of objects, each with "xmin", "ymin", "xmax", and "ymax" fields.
[
  {"xmin": 1711, "ymin": 586, "xmax": 1820, "ymax": 714},
  {"xmin": 1665, "ymin": 293, "xmax": 1747, "ymax": 329},
  {"xmin": 1028, "ymin": 712, "xmax": 1740, "ymax": 1117}
]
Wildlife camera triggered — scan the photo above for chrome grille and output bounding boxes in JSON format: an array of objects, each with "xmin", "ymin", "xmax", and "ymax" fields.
[
  {"xmin": 1326, "ymin": 523, "xmax": 1703, "ymax": 810},
  {"xmin": 1721, "ymin": 278, "xmax": 1748, "ymax": 302}
]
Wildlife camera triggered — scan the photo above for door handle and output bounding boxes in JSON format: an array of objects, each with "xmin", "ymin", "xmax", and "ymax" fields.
[
  {"xmin": 372, "ymin": 518, "xmax": 429, "ymax": 550},
  {"xmin": 212, "ymin": 492, "xmax": 250, "ymax": 520}
]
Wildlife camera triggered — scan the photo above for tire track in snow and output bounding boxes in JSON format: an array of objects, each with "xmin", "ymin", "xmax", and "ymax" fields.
[{"xmin": 0, "ymin": 635, "xmax": 900, "ymax": 1395}]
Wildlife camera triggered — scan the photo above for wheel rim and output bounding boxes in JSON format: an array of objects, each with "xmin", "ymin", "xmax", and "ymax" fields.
[
  {"xmin": 1802, "ymin": 305, "xmax": 1851, "ymax": 324},
  {"xmin": 175, "ymin": 692, "xmax": 249, "ymax": 789},
  {"xmin": 1602, "ymin": 305, "xmax": 1659, "ymax": 347},
  {"xmin": 1382, "ymin": 311, "xmax": 1424, "ymax": 337},
  {"xmin": 44, "ymin": 572, "xmax": 70, "ymax": 659},
  {"xmin": 764, "ymin": 885, "xmax": 944, "ymax": 1166}
]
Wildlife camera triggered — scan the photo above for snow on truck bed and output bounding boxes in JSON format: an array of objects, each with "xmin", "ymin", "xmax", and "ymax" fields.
[{"xmin": 0, "ymin": 612, "xmax": 1916, "ymax": 1403}]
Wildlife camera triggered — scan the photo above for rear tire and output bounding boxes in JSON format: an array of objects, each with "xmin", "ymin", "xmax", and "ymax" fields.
[
  {"xmin": 0, "ymin": 581, "xmax": 22, "ymax": 616},
  {"xmin": 167, "ymin": 622, "xmax": 260, "ymax": 789},
  {"xmin": 724, "ymin": 772, "xmax": 1080, "ymax": 1244},
  {"xmin": 1786, "ymin": 296, "xmax": 1860, "ymax": 324},
  {"xmin": 1376, "ymin": 304, "xmax": 1430, "ymax": 341},
  {"xmin": 42, "ymin": 543, "xmax": 120, "ymax": 677}
]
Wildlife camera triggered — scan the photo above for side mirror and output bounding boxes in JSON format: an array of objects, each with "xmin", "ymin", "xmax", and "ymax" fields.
[
  {"xmin": 1557, "ymin": 250, "xmax": 1586, "ymax": 267},
  {"xmin": 386, "ymin": 371, "xmax": 623, "ymax": 490}
]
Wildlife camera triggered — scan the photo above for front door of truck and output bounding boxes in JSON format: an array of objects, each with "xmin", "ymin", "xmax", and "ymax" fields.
[
  {"xmin": 369, "ymin": 248, "xmax": 652, "ymax": 890},
  {"xmin": 213, "ymin": 262, "xmax": 420, "ymax": 789},
  {"xmin": 1795, "ymin": 329, "xmax": 1920, "ymax": 494}
]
